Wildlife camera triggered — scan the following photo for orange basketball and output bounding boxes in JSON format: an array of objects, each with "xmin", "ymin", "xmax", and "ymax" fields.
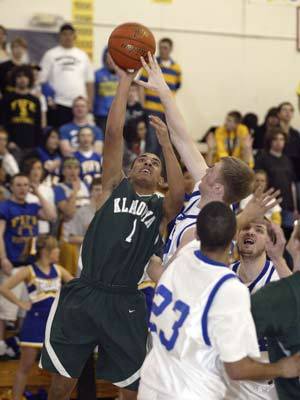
[{"xmin": 108, "ymin": 22, "xmax": 156, "ymax": 70}]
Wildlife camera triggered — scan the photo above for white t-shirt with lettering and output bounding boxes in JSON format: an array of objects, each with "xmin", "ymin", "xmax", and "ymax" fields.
[{"xmin": 40, "ymin": 45, "xmax": 94, "ymax": 107}]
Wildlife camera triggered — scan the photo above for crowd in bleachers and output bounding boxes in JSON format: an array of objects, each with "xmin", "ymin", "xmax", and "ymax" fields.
[{"xmin": 0, "ymin": 19, "xmax": 300, "ymax": 400}]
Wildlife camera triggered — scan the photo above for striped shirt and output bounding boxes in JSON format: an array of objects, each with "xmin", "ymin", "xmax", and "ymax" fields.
[{"xmin": 140, "ymin": 57, "xmax": 182, "ymax": 113}]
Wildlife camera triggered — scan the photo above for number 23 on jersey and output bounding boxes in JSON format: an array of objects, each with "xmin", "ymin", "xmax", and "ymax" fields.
[{"xmin": 149, "ymin": 284, "xmax": 190, "ymax": 351}]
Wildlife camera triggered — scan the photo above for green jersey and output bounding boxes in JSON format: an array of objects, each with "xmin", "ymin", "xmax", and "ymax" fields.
[
  {"xmin": 81, "ymin": 178, "xmax": 164, "ymax": 286},
  {"xmin": 251, "ymin": 272, "xmax": 300, "ymax": 400}
]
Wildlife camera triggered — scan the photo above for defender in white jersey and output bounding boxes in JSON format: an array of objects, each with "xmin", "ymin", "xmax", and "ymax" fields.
[
  {"xmin": 139, "ymin": 203, "xmax": 300, "ymax": 400},
  {"xmin": 138, "ymin": 54, "xmax": 284, "ymax": 269},
  {"xmin": 226, "ymin": 220, "xmax": 292, "ymax": 400}
]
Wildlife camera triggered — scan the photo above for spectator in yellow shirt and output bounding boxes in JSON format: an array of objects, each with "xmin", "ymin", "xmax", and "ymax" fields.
[{"xmin": 214, "ymin": 111, "xmax": 254, "ymax": 167}]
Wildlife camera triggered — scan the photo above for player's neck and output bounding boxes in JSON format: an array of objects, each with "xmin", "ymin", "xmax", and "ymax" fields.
[
  {"xmin": 239, "ymin": 252, "xmax": 267, "ymax": 282},
  {"xmin": 199, "ymin": 194, "xmax": 223, "ymax": 209},
  {"xmin": 132, "ymin": 182, "xmax": 155, "ymax": 196},
  {"xmin": 201, "ymin": 249, "xmax": 229, "ymax": 266}
]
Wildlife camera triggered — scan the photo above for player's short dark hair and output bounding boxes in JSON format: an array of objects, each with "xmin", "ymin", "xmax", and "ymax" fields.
[
  {"xmin": 159, "ymin": 38, "xmax": 173, "ymax": 48},
  {"xmin": 10, "ymin": 173, "xmax": 29, "ymax": 185},
  {"xmin": 10, "ymin": 65, "xmax": 34, "ymax": 88},
  {"xmin": 197, "ymin": 202, "xmax": 236, "ymax": 252},
  {"xmin": 227, "ymin": 111, "xmax": 242, "ymax": 124}
]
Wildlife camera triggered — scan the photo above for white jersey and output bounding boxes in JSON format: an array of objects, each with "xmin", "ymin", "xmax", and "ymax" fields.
[
  {"xmin": 139, "ymin": 249, "xmax": 260, "ymax": 400},
  {"xmin": 225, "ymin": 260, "xmax": 280, "ymax": 400},
  {"xmin": 163, "ymin": 184, "xmax": 200, "ymax": 265}
]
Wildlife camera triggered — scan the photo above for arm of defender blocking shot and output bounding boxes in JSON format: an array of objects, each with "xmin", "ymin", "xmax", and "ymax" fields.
[
  {"xmin": 101, "ymin": 56, "xmax": 137, "ymax": 193},
  {"xmin": 137, "ymin": 53, "xmax": 208, "ymax": 182},
  {"xmin": 150, "ymin": 116, "xmax": 185, "ymax": 222}
]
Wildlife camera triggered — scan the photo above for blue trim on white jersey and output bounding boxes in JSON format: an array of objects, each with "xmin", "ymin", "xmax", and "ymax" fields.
[
  {"xmin": 201, "ymin": 274, "xmax": 237, "ymax": 346},
  {"xmin": 265, "ymin": 266, "xmax": 275, "ymax": 285},
  {"xmin": 248, "ymin": 260, "xmax": 270, "ymax": 293},
  {"xmin": 194, "ymin": 250, "xmax": 227, "ymax": 268},
  {"xmin": 231, "ymin": 261, "xmax": 240, "ymax": 273}
]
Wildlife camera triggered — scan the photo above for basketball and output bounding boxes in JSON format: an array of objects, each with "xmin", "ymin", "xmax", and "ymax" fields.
[{"xmin": 108, "ymin": 22, "xmax": 156, "ymax": 70}]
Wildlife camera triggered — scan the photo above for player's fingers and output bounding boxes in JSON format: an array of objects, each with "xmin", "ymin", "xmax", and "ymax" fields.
[
  {"xmin": 135, "ymin": 79, "xmax": 149, "ymax": 89},
  {"xmin": 262, "ymin": 190, "xmax": 281, "ymax": 206},
  {"xmin": 148, "ymin": 51, "xmax": 155, "ymax": 69},
  {"xmin": 149, "ymin": 115, "xmax": 165, "ymax": 126},
  {"xmin": 253, "ymin": 185, "xmax": 264, "ymax": 199},
  {"xmin": 140, "ymin": 56, "xmax": 150, "ymax": 73}
]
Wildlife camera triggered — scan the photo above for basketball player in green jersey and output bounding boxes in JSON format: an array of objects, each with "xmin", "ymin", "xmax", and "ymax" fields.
[{"xmin": 40, "ymin": 59, "xmax": 184, "ymax": 400}]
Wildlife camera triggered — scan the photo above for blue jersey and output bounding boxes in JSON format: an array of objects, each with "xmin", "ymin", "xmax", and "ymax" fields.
[
  {"xmin": 74, "ymin": 150, "xmax": 102, "ymax": 187},
  {"xmin": 20, "ymin": 263, "xmax": 62, "ymax": 347},
  {"xmin": 37, "ymin": 146, "xmax": 61, "ymax": 178},
  {"xmin": 93, "ymin": 67, "xmax": 119, "ymax": 117},
  {"xmin": 59, "ymin": 122, "xmax": 104, "ymax": 150},
  {"xmin": 0, "ymin": 200, "xmax": 40, "ymax": 265}
]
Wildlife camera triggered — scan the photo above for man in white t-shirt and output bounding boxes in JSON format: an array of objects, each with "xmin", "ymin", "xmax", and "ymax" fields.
[
  {"xmin": 40, "ymin": 23, "xmax": 94, "ymax": 127},
  {"xmin": 138, "ymin": 202, "xmax": 300, "ymax": 400}
]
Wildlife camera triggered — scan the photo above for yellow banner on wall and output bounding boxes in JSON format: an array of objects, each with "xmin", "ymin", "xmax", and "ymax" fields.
[{"xmin": 72, "ymin": 0, "xmax": 94, "ymax": 60}]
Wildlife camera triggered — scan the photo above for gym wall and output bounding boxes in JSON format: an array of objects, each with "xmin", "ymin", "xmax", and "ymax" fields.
[{"xmin": 1, "ymin": 0, "xmax": 300, "ymax": 139}]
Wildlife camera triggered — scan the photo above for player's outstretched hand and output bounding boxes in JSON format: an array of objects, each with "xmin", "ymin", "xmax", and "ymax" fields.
[
  {"xmin": 265, "ymin": 223, "xmax": 286, "ymax": 261},
  {"xmin": 107, "ymin": 53, "xmax": 137, "ymax": 82},
  {"xmin": 136, "ymin": 52, "xmax": 169, "ymax": 92},
  {"xmin": 278, "ymin": 352, "xmax": 300, "ymax": 378},
  {"xmin": 242, "ymin": 187, "xmax": 282, "ymax": 225},
  {"xmin": 149, "ymin": 115, "xmax": 170, "ymax": 147}
]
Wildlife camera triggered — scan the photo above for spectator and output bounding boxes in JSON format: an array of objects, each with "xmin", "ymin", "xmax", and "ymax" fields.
[
  {"xmin": 253, "ymin": 107, "xmax": 279, "ymax": 150},
  {"xmin": 40, "ymin": 23, "xmax": 94, "ymax": 127},
  {"xmin": 93, "ymin": 47, "xmax": 119, "ymax": 133},
  {"xmin": 140, "ymin": 37, "xmax": 182, "ymax": 155},
  {"xmin": 0, "ymin": 235, "xmax": 72, "ymax": 399},
  {"xmin": 22, "ymin": 157, "xmax": 74, "ymax": 234},
  {"xmin": 59, "ymin": 96, "xmax": 103, "ymax": 157},
  {"xmin": 123, "ymin": 118, "xmax": 147, "ymax": 174},
  {"xmin": 242, "ymin": 112, "xmax": 258, "ymax": 136},
  {"xmin": 125, "ymin": 82, "xmax": 146, "ymax": 127},
  {"xmin": 67, "ymin": 177, "xmax": 102, "ymax": 249},
  {"xmin": 57, "ymin": 157, "xmax": 90, "ymax": 275},
  {"xmin": 31, "ymin": 64, "xmax": 47, "ymax": 128},
  {"xmin": 1, "ymin": 65, "xmax": 41, "ymax": 162},
  {"xmin": 0, "ymin": 173, "xmax": 56, "ymax": 359},
  {"xmin": 240, "ymin": 170, "xmax": 282, "ymax": 225},
  {"xmin": 36, "ymin": 127, "xmax": 62, "ymax": 185},
  {"xmin": 0, "ymin": 37, "xmax": 27, "ymax": 95},
  {"xmin": 277, "ymin": 102, "xmax": 300, "ymax": 197},
  {"xmin": 214, "ymin": 111, "xmax": 254, "ymax": 167},
  {"xmin": 0, "ymin": 25, "xmax": 8, "ymax": 63},
  {"xmin": 255, "ymin": 127, "xmax": 298, "ymax": 238},
  {"xmin": 74, "ymin": 127, "xmax": 101, "ymax": 188},
  {"xmin": 0, "ymin": 128, "xmax": 19, "ymax": 181}
]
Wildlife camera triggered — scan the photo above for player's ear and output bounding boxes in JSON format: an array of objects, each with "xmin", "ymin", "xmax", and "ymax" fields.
[{"xmin": 214, "ymin": 183, "xmax": 224, "ymax": 199}]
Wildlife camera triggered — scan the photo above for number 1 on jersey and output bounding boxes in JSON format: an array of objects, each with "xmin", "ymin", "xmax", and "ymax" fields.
[{"xmin": 125, "ymin": 219, "xmax": 137, "ymax": 243}]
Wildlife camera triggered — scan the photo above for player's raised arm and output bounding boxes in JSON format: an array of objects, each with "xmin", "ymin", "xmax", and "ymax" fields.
[
  {"xmin": 150, "ymin": 116, "xmax": 185, "ymax": 222},
  {"xmin": 102, "ymin": 57, "xmax": 136, "ymax": 192},
  {"xmin": 137, "ymin": 53, "xmax": 208, "ymax": 181}
]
